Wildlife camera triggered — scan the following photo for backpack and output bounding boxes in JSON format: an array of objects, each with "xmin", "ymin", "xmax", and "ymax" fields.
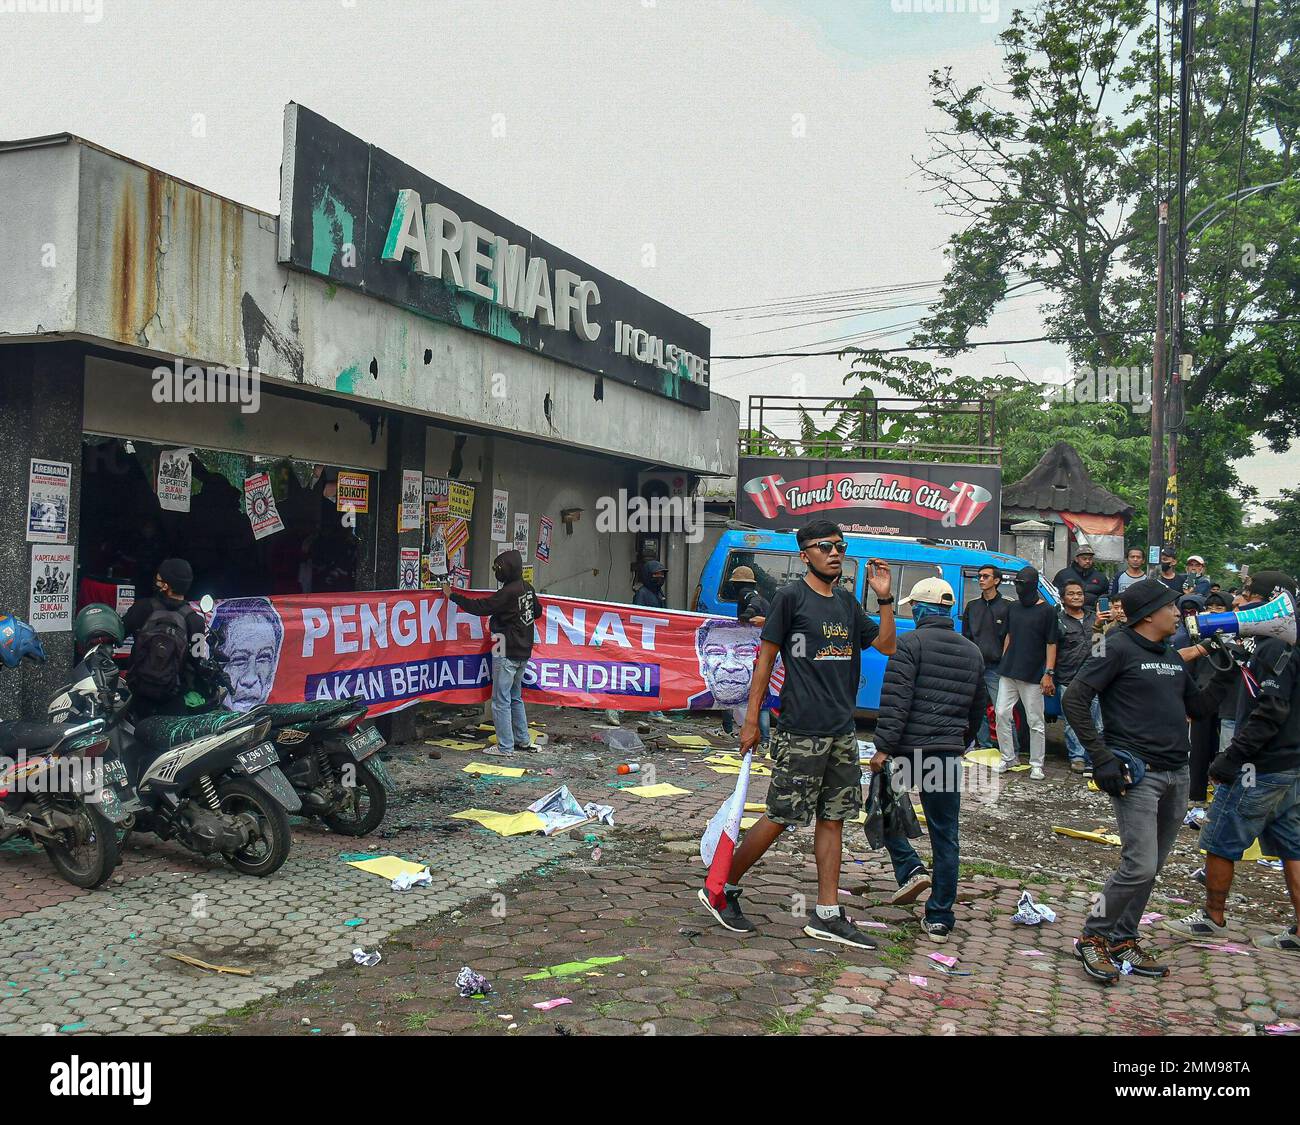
[{"xmin": 128, "ymin": 600, "xmax": 190, "ymax": 700}]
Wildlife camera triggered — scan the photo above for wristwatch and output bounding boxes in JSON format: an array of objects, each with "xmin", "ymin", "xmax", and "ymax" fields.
[{"xmin": 877, "ymin": 595, "xmax": 895, "ymax": 606}]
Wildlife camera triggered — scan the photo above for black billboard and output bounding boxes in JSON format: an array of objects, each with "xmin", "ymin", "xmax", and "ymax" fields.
[
  {"xmin": 278, "ymin": 104, "xmax": 710, "ymax": 409},
  {"xmin": 737, "ymin": 457, "xmax": 1003, "ymax": 551}
]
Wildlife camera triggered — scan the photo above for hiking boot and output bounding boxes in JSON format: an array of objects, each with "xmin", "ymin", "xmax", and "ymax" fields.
[
  {"xmin": 891, "ymin": 868, "xmax": 932, "ymax": 906},
  {"xmin": 1252, "ymin": 925, "xmax": 1300, "ymax": 953},
  {"xmin": 803, "ymin": 908, "xmax": 878, "ymax": 950},
  {"xmin": 1074, "ymin": 934, "xmax": 1120, "ymax": 984},
  {"xmin": 1108, "ymin": 938, "xmax": 1170, "ymax": 978},
  {"xmin": 922, "ymin": 921, "xmax": 951, "ymax": 943},
  {"xmin": 1161, "ymin": 909, "xmax": 1241, "ymax": 942},
  {"xmin": 697, "ymin": 886, "xmax": 756, "ymax": 934}
]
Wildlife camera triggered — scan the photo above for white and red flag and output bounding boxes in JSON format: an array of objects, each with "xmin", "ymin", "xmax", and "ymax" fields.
[{"xmin": 700, "ymin": 750, "xmax": 753, "ymax": 908}]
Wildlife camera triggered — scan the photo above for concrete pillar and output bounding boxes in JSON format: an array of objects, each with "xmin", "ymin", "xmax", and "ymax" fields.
[
  {"xmin": 1010, "ymin": 519, "xmax": 1052, "ymax": 574},
  {"xmin": 0, "ymin": 343, "xmax": 85, "ymax": 718},
  {"xmin": 470, "ymin": 435, "xmax": 498, "ymax": 586}
]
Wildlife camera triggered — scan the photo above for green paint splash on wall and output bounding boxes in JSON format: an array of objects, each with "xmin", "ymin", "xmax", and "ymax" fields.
[
  {"xmin": 312, "ymin": 187, "xmax": 355, "ymax": 275},
  {"xmin": 336, "ymin": 364, "xmax": 360, "ymax": 394}
]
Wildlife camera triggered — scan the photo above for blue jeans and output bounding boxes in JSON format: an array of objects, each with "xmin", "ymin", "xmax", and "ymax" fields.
[
  {"xmin": 491, "ymin": 656, "xmax": 530, "ymax": 751},
  {"xmin": 975, "ymin": 666, "xmax": 1000, "ymax": 748},
  {"xmin": 1062, "ymin": 693, "xmax": 1102, "ymax": 764},
  {"xmin": 884, "ymin": 778, "xmax": 961, "ymax": 929}
]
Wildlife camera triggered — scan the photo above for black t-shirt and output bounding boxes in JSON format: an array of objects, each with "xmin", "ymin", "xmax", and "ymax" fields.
[
  {"xmin": 1236, "ymin": 638, "xmax": 1300, "ymax": 772},
  {"xmin": 1070, "ymin": 627, "xmax": 1200, "ymax": 770},
  {"xmin": 761, "ymin": 580, "xmax": 879, "ymax": 736},
  {"xmin": 737, "ymin": 587, "xmax": 771, "ymax": 623},
  {"xmin": 1001, "ymin": 601, "xmax": 1060, "ymax": 682}
]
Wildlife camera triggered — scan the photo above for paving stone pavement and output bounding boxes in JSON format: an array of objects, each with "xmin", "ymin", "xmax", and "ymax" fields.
[{"xmin": 3, "ymin": 706, "xmax": 1297, "ymax": 1037}]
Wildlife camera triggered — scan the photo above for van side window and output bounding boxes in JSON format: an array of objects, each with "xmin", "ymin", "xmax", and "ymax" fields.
[
  {"xmin": 718, "ymin": 552, "xmax": 794, "ymax": 604},
  {"xmin": 960, "ymin": 567, "xmax": 1018, "ymax": 612},
  {"xmin": 865, "ymin": 561, "xmax": 944, "ymax": 620}
]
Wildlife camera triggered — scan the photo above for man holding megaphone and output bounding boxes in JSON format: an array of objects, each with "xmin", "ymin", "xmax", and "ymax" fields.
[
  {"xmin": 1062, "ymin": 578, "xmax": 1239, "ymax": 984},
  {"xmin": 1163, "ymin": 570, "xmax": 1300, "ymax": 954}
]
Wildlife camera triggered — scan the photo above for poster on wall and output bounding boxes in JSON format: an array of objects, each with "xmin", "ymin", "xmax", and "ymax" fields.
[
  {"xmin": 424, "ymin": 476, "xmax": 442, "ymax": 507},
  {"xmin": 399, "ymin": 547, "xmax": 422, "ymax": 591},
  {"xmin": 491, "ymin": 489, "xmax": 509, "ymax": 542},
  {"xmin": 400, "ymin": 469, "xmax": 423, "ymax": 532},
  {"xmin": 114, "ymin": 583, "xmax": 135, "ymax": 657},
  {"xmin": 536, "ymin": 515, "xmax": 553, "ymax": 563},
  {"xmin": 513, "ymin": 513, "xmax": 529, "ymax": 555},
  {"xmin": 522, "ymin": 565, "xmax": 535, "ymax": 585},
  {"xmin": 336, "ymin": 471, "xmax": 370, "ymax": 514},
  {"xmin": 244, "ymin": 472, "xmax": 285, "ymax": 540},
  {"xmin": 157, "ymin": 449, "xmax": 193, "ymax": 513},
  {"xmin": 448, "ymin": 482, "xmax": 475, "ymax": 521},
  {"xmin": 426, "ymin": 521, "xmax": 449, "ymax": 577},
  {"xmin": 422, "ymin": 502, "xmax": 470, "ymax": 587},
  {"xmin": 29, "ymin": 546, "xmax": 73, "ymax": 633},
  {"xmin": 26, "ymin": 459, "xmax": 71, "ymax": 544}
]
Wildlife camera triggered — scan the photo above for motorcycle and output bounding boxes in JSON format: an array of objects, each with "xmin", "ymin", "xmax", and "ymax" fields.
[
  {"xmin": 0, "ymin": 627, "xmax": 119, "ymax": 888},
  {"xmin": 199, "ymin": 620, "xmax": 395, "ymax": 837},
  {"xmin": 48, "ymin": 646, "xmax": 299, "ymax": 877}
]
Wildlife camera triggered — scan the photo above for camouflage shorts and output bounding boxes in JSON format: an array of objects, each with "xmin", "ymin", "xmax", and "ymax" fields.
[{"xmin": 765, "ymin": 730, "xmax": 862, "ymax": 827}]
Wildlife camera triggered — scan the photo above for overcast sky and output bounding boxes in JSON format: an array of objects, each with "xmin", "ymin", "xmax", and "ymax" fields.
[{"xmin": 0, "ymin": 0, "xmax": 1290, "ymax": 514}]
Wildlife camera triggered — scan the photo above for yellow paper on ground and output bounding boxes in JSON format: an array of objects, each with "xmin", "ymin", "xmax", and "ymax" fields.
[
  {"xmin": 346, "ymin": 856, "xmax": 429, "ymax": 880},
  {"xmin": 462, "ymin": 761, "xmax": 527, "ymax": 778},
  {"xmin": 488, "ymin": 732, "xmax": 548, "ymax": 746},
  {"xmin": 964, "ymin": 748, "xmax": 1004, "ymax": 767},
  {"xmin": 451, "ymin": 808, "xmax": 546, "ymax": 836},
  {"xmin": 744, "ymin": 802, "xmax": 766, "ymax": 812},
  {"xmin": 427, "ymin": 739, "xmax": 487, "ymax": 752},
  {"xmin": 623, "ymin": 783, "xmax": 690, "ymax": 799},
  {"xmin": 668, "ymin": 734, "xmax": 713, "ymax": 748},
  {"xmin": 704, "ymin": 754, "xmax": 744, "ymax": 766},
  {"xmin": 1053, "ymin": 825, "xmax": 1122, "ymax": 846},
  {"xmin": 740, "ymin": 816, "xmax": 759, "ymax": 830},
  {"xmin": 708, "ymin": 764, "xmax": 772, "ymax": 777},
  {"xmin": 478, "ymin": 722, "xmax": 544, "ymax": 732},
  {"xmin": 1009, "ymin": 764, "xmax": 1032, "ymax": 772}
]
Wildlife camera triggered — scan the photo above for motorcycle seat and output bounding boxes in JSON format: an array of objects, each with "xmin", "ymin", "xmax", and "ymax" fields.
[
  {"xmin": 263, "ymin": 698, "xmax": 362, "ymax": 730},
  {"xmin": 134, "ymin": 710, "xmax": 252, "ymax": 752},
  {"xmin": 0, "ymin": 721, "xmax": 79, "ymax": 754}
]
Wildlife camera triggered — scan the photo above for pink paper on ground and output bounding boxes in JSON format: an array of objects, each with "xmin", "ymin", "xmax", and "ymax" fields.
[
  {"xmin": 1017, "ymin": 950, "xmax": 1045, "ymax": 956},
  {"xmin": 908, "ymin": 974, "xmax": 929, "ymax": 986},
  {"xmin": 928, "ymin": 953, "xmax": 959, "ymax": 967},
  {"xmin": 1139, "ymin": 913, "xmax": 1164, "ymax": 924},
  {"xmin": 532, "ymin": 997, "xmax": 573, "ymax": 1011}
]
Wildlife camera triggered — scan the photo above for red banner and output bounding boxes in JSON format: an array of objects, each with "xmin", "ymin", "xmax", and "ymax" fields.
[{"xmin": 207, "ymin": 590, "xmax": 777, "ymax": 718}]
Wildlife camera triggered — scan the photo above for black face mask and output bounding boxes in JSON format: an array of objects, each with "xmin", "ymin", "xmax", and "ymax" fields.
[{"xmin": 1015, "ymin": 583, "xmax": 1038, "ymax": 607}]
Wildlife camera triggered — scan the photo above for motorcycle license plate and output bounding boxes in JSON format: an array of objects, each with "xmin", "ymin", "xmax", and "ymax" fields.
[
  {"xmin": 346, "ymin": 725, "xmax": 385, "ymax": 760},
  {"xmin": 101, "ymin": 758, "xmax": 128, "ymax": 789},
  {"xmin": 237, "ymin": 742, "xmax": 278, "ymax": 774}
]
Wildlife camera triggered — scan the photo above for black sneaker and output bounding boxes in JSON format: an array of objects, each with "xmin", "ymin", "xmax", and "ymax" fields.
[
  {"xmin": 1074, "ymin": 933, "xmax": 1121, "ymax": 984},
  {"xmin": 697, "ymin": 886, "xmax": 756, "ymax": 934},
  {"xmin": 803, "ymin": 908, "xmax": 878, "ymax": 950},
  {"xmin": 891, "ymin": 868, "xmax": 932, "ymax": 906},
  {"xmin": 1108, "ymin": 938, "xmax": 1170, "ymax": 978},
  {"xmin": 922, "ymin": 921, "xmax": 952, "ymax": 943}
]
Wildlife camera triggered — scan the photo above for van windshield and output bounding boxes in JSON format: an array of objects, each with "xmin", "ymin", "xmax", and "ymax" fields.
[{"xmin": 718, "ymin": 550, "xmax": 857, "ymax": 604}]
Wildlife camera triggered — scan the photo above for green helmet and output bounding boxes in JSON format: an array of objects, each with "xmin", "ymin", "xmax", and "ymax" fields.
[{"xmin": 74, "ymin": 603, "xmax": 124, "ymax": 648}]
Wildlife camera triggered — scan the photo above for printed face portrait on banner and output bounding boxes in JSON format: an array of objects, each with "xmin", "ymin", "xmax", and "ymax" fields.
[
  {"xmin": 688, "ymin": 618, "xmax": 762, "ymax": 708},
  {"xmin": 212, "ymin": 597, "xmax": 286, "ymax": 712}
]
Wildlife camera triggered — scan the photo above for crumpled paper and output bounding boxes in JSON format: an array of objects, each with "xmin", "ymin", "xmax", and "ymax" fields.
[
  {"xmin": 352, "ymin": 947, "xmax": 381, "ymax": 967},
  {"xmin": 1011, "ymin": 891, "xmax": 1058, "ymax": 926},
  {"xmin": 456, "ymin": 966, "xmax": 492, "ymax": 997},
  {"xmin": 391, "ymin": 867, "xmax": 433, "ymax": 891}
]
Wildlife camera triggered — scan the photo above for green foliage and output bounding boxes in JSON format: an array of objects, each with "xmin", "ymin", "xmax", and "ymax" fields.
[{"xmin": 1232, "ymin": 488, "xmax": 1300, "ymax": 578}]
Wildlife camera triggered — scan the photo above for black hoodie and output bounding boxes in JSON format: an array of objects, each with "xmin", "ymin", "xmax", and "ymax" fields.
[
  {"xmin": 448, "ymin": 549, "xmax": 539, "ymax": 660},
  {"xmin": 633, "ymin": 559, "xmax": 668, "ymax": 609}
]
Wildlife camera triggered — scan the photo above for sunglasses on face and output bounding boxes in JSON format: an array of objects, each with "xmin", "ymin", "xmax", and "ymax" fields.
[{"xmin": 806, "ymin": 541, "xmax": 847, "ymax": 555}]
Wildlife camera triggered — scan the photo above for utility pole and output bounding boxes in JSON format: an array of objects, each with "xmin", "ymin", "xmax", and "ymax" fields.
[
  {"xmin": 1167, "ymin": 0, "xmax": 1196, "ymax": 550},
  {"xmin": 1149, "ymin": 201, "xmax": 1168, "ymax": 567}
]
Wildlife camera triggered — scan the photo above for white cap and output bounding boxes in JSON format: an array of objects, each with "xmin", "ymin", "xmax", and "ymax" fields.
[
  {"xmin": 899, "ymin": 576, "xmax": 955, "ymax": 607},
  {"xmin": 1187, "ymin": 555, "xmax": 1205, "ymax": 565}
]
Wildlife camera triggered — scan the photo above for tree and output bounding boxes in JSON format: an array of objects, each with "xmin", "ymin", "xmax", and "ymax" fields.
[
  {"xmin": 908, "ymin": 0, "xmax": 1299, "ymax": 555},
  {"xmin": 1231, "ymin": 487, "xmax": 1300, "ymax": 577}
]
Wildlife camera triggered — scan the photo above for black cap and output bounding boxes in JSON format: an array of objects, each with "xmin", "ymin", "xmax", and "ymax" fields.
[
  {"xmin": 1120, "ymin": 578, "xmax": 1177, "ymax": 623},
  {"xmin": 1244, "ymin": 569, "xmax": 1298, "ymax": 603},
  {"xmin": 157, "ymin": 558, "xmax": 194, "ymax": 597}
]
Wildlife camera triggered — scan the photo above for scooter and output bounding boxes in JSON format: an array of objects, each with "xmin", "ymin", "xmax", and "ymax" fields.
[
  {"xmin": 48, "ymin": 646, "xmax": 300, "ymax": 877},
  {"xmin": 0, "ymin": 622, "xmax": 119, "ymax": 888},
  {"xmin": 199, "ymin": 622, "xmax": 394, "ymax": 837}
]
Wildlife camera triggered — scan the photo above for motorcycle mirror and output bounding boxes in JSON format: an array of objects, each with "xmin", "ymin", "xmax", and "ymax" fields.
[{"xmin": 198, "ymin": 594, "xmax": 215, "ymax": 614}]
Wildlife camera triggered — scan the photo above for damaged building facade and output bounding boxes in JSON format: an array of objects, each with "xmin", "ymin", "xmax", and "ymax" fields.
[{"xmin": 0, "ymin": 104, "xmax": 737, "ymax": 713}]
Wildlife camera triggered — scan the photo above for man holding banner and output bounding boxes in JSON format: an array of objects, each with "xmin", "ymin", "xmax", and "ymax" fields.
[{"xmin": 698, "ymin": 520, "xmax": 895, "ymax": 947}]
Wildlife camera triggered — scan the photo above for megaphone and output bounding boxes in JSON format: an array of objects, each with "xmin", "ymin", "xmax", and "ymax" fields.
[{"xmin": 1188, "ymin": 591, "xmax": 1296, "ymax": 646}]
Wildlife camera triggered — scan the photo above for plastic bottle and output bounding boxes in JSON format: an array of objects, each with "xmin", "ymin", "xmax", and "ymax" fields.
[{"xmin": 616, "ymin": 763, "xmax": 640, "ymax": 775}]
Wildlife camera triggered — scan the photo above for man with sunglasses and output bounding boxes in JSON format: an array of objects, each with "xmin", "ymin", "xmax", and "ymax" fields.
[{"xmin": 698, "ymin": 520, "xmax": 896, "ymax": 948}]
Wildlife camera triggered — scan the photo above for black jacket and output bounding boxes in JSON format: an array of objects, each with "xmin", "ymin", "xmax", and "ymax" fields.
[
  {"xmin": 632, "ymin": 559, "xmax": 668, "ymax": 609},
  {"xmin": 1053, "ymin": 565, "xmax": 1110, "ymax": 609},
  {"xmin": 448, "ymin": 549, "xmax": 538, "ymax": 660},
  {"xmin": 960, "ymin": 592, "xmax": 1011, "ymax": 667},
  {"xmin": 1055, "ymin": 610, "xmax": 1093, "ymax": 685},
  {"xmin": 874, "ymin": 616, "xmax": 988, "ymax": 755}
]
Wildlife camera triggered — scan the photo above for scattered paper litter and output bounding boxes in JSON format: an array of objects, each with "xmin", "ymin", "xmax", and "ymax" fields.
[
  {"xmin": 346, "ymin": 855, "xmax": 428, "ymax": 881},
  {"xmin": 426, "ymin": 739, "xmax": 487, "ymax": 752},
  {"xmin": 1265, "ymin": 1022, "xmax": 1299, "ymax": 1035},
  {"xmin": 1052, "ymin": 825, "xmax": 1122, "ymax": 846},
  {"xmin": 462, "ymin": 761, "xmax": 527, "ymax": 778},
  {"xmin": 527, "ymin": 785, "xmax": 614, "ymax": 835},
  {"xmin": 352, "ymin": 948, "xmax": 381, "ymax": 967},
  {"xmin": 1139, "ymin": 912, "xmax": 1163, "ymax": 925},
  {"xmin": 391, "ymin": 867, "xmax": 433, "ymax": 891},
  {"xmin": 1017, "ymin": 950, "xmax": 1045, "ymax": 957},
  {"xmin": 908, "ymin": 974, "xmax": 929, "ymax": 986},
  {"xmin": 1011, "ymin": 891, "xmax": 1057, "ymax": 926},
  {"xmin": 533, "ymin": 998, "xmax": 572, "ymax": 1011},
  {"xmin": 928, "ymin": 953, "xmax": 959, "ymax": 968},
  {"xmin": 623, "ymin": 782, "xmax": 690, "ymax": 798},
  {"xmin": 455, "ymin": 967, "xmax": 491, "ymax": 996},
  {"xmin": 450, "ymin": 808, "xmax": 546, "ymax": 836},
  {"xmin": 1190, "ymin": 942, "xmax": 1252, "ymax": 955},
  {"xmin": 667, "ymin": 734, "xmax": 712, "ymax": 747}
]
